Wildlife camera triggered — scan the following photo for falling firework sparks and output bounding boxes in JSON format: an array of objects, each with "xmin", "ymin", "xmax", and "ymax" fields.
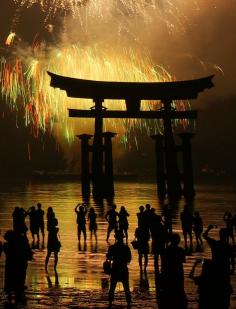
[{"xmin": 0, "ymin": 44, "xmax": 190, "ymax": 143}]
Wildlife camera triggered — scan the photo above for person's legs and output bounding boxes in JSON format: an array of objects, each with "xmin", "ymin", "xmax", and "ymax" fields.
[
  {"xmin": 54, "ymin": 252, "xmax": 58, "ymax": 271},
  {"xmin": 107, "ymin": 225, "xmax": 113, "ymax": 241},
  {"xmin": 108, "ymin": 277, "xmax": 117, "ymax": 306},
  {"xmin": 122, "ymin": 275, "xmax": 131, "ymax": 306},
  {"xmin": 144, "ymin": 253, "xmax": 148, "ymax": 273},
  {"xmin": 45, "ymin": 251, "xmax": 51, "ymax": 272},
  {"xmin": 138, "ymin": 253, "xmax": 143, "ymax": 272},
  {"xmin": 83, "ymin": 227, "xmax": 87, "ymax": 242},
  {"xmin": 78, "ymin": 226, "xmax": 82, "ymax": 242}
]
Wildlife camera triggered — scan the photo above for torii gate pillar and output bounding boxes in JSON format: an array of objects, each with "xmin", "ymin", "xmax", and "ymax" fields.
[
  {"xmin": 77, "ymin": 134, "xmax": 93, "ymax": 198},
  {"xmin": 178, "ymin": 133, "xmax": 195, "ymax": 199},
  {"xmin": 163, "ymin": 100, "xmax": 182, "ymax": 200},
  {"xmin": 92, "ymin": 99, "xmax": 105, "ymax": 198},
  {"xmin": 151, "ymin": 134, "xmax": 166, "ymax": 200},
  {"xmin": 103, "ymin": 132, "xmax": 117, "ymax": 198}
]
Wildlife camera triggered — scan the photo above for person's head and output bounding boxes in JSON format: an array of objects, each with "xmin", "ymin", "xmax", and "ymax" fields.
[
  {"xmin": 37, "ymin": 203, "xmax": 42, "ymax": 209},
  {"xmin": 4, "ymin": 230, "xmax": 15, "ymax": 242},
  {"xmin": 31, "ymin": 206, "xmax": 36, "ymax": 212},
  {"xmin": 89, "ymin": 207, "xmax": 95, "ymax": 214},
  {"xmin": 219, "ymin": 228, "xmax": 228, "ymax": 241},
  {"xmin": 139, "ymin": 205, "xmax": 144, "ymax": 212},
  {"xmin": 145, "ymin": 204, "xmax": 151, "ymax": 211},
  {"xmin": 112, "ymin": 204, "xmax": 117, "ymax": 210},
  {"xmin": 79, "ymin": 205, "xmax": 84, "ymax": 212},
  {"xmin": 120, "ymin": 206, "xmax": 125, "ymax": 212},
  {"xmin": 170, "ymin": 233, "xmax": 181, "ymax": 246},
  {"xmin": 48, "ymin": 206, "xmax": 53, "ymax": 213},
  {"xmin": 150, "ymin": 208, "xmax": 155, "ymax": 214}
]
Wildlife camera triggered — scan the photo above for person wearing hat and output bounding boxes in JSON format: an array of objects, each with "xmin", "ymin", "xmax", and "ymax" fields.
[{"xmin": 106, "ymin": 230, "xmax": 132, "ymax": 308}]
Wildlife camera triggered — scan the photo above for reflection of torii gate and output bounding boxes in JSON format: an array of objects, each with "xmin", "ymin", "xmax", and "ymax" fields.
[{"xmin": 48, "ymin": 72, "xmax": 214, "ymax": 200}]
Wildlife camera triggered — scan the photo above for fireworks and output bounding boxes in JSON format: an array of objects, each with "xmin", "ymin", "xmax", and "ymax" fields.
[
  {"xmin": 1, "ymin": 0, "xmax": 201, "ymax": 145},
  {"xmin": 1, "ymin": 44, "xmax": 188, "ymax": 143}
]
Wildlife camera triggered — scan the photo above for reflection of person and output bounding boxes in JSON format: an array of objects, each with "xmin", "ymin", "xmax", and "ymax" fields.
[
  {"xmin": 75, "ymin": 203, "xmax": 87, "ymax": 243},
  {"xmin": 203, "ymin": 225, "xmax": 235, "ymax": 309},
  {"xmin": 106, "ymin": 230, "xmax": 132, "ymax": 308}
]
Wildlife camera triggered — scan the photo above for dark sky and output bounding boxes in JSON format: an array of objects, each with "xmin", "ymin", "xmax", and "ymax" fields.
[{"xmin": 0, "ymin": 1, "xmax": 236, "ymax": 177}]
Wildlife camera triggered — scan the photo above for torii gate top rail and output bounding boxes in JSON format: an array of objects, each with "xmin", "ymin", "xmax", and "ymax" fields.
[{"xmin": 48, "ymin": 72, "xmax": 214, "ymax": 101}]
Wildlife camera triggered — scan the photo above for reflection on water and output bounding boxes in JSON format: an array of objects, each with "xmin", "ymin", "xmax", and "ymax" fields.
[{"xmin": 0, "ymin": 179, "xmax": 236, "ymax": 307}]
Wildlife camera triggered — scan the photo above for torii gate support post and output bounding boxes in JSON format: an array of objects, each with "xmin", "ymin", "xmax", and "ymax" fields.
[
  {"xmin": 92, "ymin": 98, "xmax": 105, "ymax": 198},
  {"xmin": 103, "ymin": 132, "xmax": 117, "ymax": 198},
  {"xmin": 77, "ymin": 134, "xmax": 93, "ymax": 199},
  {"xmin": 162, "ymin": 99, "xmax": 182, "ymax": 200},
  {"xmin": 178, "ymin": 133, "xmax": 195, "ymax": 199},
  {"xmin": 151, "ymin": 134, "xmax": 166, "ymax": 200}
]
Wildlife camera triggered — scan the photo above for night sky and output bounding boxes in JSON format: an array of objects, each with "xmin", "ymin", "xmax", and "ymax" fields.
[{"xmin": 0, "ymin": 1, "xmax": 236, "ymax": 178}]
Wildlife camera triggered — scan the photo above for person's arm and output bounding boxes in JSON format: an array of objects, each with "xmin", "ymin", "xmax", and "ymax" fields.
[
  {"xmin": 127, "ymin": 246, "xmax": 132, "ymax": 264},
  {"xmin": 105, "ymin": 211, "xmax": 109, "ymax": 222},
  {"xmin": 75, "ymin": 204, "xmax": 79, "ymax": 213},
  {"xmin": 106, "ymin": 246, "xmax": 113, "ymax": 260},
  {"xmin": 189, "ymin": 260, "xmax": 201, "ymax": 279},
  {"xmin": 203, "ymin": 224, "xmax": 214, "ymax": 240}
]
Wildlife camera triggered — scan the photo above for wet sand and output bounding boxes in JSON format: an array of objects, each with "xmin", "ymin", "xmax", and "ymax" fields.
[{"xmin": 0, "ymin": 180, "xmax": 236, "ymax": 308}]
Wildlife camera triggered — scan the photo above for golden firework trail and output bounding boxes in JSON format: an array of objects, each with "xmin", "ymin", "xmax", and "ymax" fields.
[{"xmin": 0, "ymin": 44, "xmax": 190, "ymax": 143}]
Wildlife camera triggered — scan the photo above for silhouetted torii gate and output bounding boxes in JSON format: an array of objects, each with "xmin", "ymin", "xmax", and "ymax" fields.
[{"xmin": 48, "ymin": 72, "xmax": 214, "ymax": 200}]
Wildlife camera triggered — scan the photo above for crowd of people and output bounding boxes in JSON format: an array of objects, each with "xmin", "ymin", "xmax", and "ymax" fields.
[{"xmin": 0, "ymin": 202, "xmax": 235, "ymax": 308}]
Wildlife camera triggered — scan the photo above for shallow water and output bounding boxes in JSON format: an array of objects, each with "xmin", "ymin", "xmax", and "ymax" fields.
[{"xmin": 0, "ymin": 179, "xmax": 236, "ymax": 308}]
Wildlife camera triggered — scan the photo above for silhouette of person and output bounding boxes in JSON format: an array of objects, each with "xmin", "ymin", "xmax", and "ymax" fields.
[
  {"xmin": 75, "ymin": 203, "xmax": 87, "ymax": 243},
  {"xmin": 88, "ymin": 207, "xmax": 97, "ymax": 242},
  {"xmin": 160, "ymin": 233, "xmax": 187, "ymax": 309},
  {"xmin": 180, "ymin": 205, "xmax": 193, "ymax": 248},
  {"xmin": 135, "ymin": 225, "xmax": 150, "ymax": 274},
  {"xmin": 143, "ymin": 203, "xmax": 152, "ymax": 232},
  {"xmin": 162, "ymin": 204, "xmax": 173, "ymax": 240},
  {"xmin": 118, "ymin": 206, "xmax": 129, "ymax": 242},
  {"xmin": 12, "ymin": 207, "xmax": 28, "ymax": 235},
  {"xmin": 3, "ymin": 230, "xmax": 33, "ymax": 304},
  {"xmin": 203, "ymin": 225, "xmax": 235, "ymax": 308},
  {"xmin": 105, "ymin": 204, "xmax": 118, "ymax": 242},
  {"xmin": 35, "ymin": 202, "xmax": 45, "ymax": 243},
  {"xmin": 223, "ymin": 212, "xmax": 235, "ymax": 244},
  {"xmin": 190, "ymin": 258, "xmax": 232, "ymax": 309},
  {"xmin": 47, "ymin": 207, "xmax": 55, "ymax": 231},
  {"xmin": 137, "ymin": 205, "xmax": 145, "ymax": 228},
  {"xmin": 106, "ymin": 230, "xmax": 132, "ymax": 308},
  {"xmin": 150, "ymin": 210, "xmax": 165, "ymax": 274},
  {"xmin": 27, "ymin": 206, "xmax": 39, "ymax": 244},
  {"xmin": 193, "ymin": 211, "xmax": 203, "ymax": 246},
  {"xmin": 45, "ymin": 215, "xmax": 61, "ymax": 273}
]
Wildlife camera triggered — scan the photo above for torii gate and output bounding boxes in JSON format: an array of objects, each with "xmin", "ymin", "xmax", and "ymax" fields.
[{"xmin": 48, "ymin": 72, "xmax": 214, "ymax": 200}]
